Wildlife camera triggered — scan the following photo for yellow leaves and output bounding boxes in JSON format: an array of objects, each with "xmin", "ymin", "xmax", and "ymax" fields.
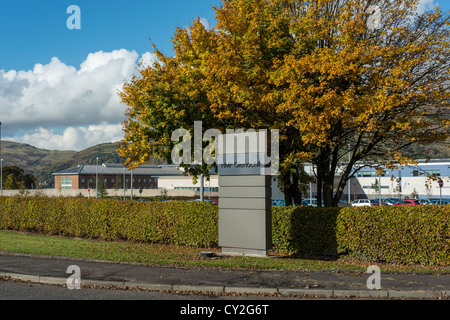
[{"xmin": 118, "ymin": 0, "xmax": 450, "ymax": 175}]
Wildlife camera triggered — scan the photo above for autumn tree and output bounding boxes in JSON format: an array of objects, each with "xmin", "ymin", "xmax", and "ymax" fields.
[
  {"xmin": 119, "ymin": 0, "xmax": 449, "ymax": 206},
  {"xmin": 2, "ymin": 166, "xmax": 37, "ymax": 189}
]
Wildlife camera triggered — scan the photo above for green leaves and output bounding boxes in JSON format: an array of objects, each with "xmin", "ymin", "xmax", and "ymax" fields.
[
  {"xmin": 337, "ymin": 205, "xmax": 450, "ymax": 266},
  {"xmin": 0, "ymin": 196, "xmax": 447, "ymax": 266},
  {"xmin": 0, "ymin": 197, "xmax": 218, "ymax": 248}
]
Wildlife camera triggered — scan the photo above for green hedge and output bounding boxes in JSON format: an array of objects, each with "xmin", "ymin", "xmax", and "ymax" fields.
[
  {"xmin": 0, "ymin": 197, "xmax": 218, "ymax": 248},
  {"xmin": 272, "ymin": 205, "xmax": 449, "ymax": 266},
  {"xmin": 336, "ymin": 205, "xmax": 450, "ymax": 266},
  {"xmin": 0, "ymin": 196, "xmax": 448, "ymax": 265},
  {"xmin": 271, "ymin": 206, "xmax": 340, "ymax": 256}
]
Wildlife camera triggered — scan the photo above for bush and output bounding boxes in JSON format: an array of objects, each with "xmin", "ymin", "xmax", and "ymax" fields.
[
  {"xmin": 336, "ymin": 205, "xmax": 450, "ymax": 266},
  {"xmin": 272, "ymin": 206, "xmax": 340, "ymax": 256},
  {"xmin": 0, "ymin": 196, "xmax": 448, "ymax": 265},
  {"xmin": 272, "ymin": 204, "xmax": 449, "ymax": 266},
  {"xmin": 0, "ymin": 197, "xmax": 218, "ymax": 248}
]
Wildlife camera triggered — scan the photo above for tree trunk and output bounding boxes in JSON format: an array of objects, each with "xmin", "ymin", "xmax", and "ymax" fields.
[
  {"xmin": 284, "ymin": 182, "xmax": 294, "ymax": 206},
  {"xmin": 291, "ymin": 170, "xmax": 302, "ymax": 206},
  {"xmin": 322, "ymin": 176, "xmax": 334, "ymax": 207}
]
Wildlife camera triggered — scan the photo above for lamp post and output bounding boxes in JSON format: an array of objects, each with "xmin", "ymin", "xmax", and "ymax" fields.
[
  {"xmin": 130, "ymin": 169, "xmax": 133, "ymax": 200},
  {"xmin": 0, "ymin": 121, "xmax": 2, "ymax": 196},
  {"xmin": 438, "ymin": 178, "xmax": 444, "ymax": 205},
  {"xmin": 200, "ymin": 173, "xmax": 204, "ymax": 202},
  {"xmin": 96, "ymin": 157, "xmax": 99, "ymax": 199},
  {"xmin": 0, "ymin": 159, "xmax": 3, "ymax": 197}
]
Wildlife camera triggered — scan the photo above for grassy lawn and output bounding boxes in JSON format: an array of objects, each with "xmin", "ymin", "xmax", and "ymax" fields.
[{"xmin": 0, "ymin": 230, "xmax": 447, "ymax": 273}]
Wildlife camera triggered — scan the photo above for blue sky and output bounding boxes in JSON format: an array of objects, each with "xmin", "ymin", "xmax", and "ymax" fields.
[
  {"xmin": 0, "ymin": 0, "xmax": 221, "ymax": 71},
  {"xmin": 0, "ymin": 0, "xmax": 221, "ymax": 150},
  {"xmin": 0, "ymin": 0, "xmax": 447, "ymax": 151}
]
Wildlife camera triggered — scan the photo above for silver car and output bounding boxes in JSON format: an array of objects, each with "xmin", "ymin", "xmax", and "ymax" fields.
[{"xmin": 351, "ymin": 199, "xmax": 373, "ymax": 207}]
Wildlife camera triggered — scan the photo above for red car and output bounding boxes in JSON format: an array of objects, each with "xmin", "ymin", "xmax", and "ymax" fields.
[{"xmin": 393, "ymin": 200, "xmax": 420, "ymax": 206}]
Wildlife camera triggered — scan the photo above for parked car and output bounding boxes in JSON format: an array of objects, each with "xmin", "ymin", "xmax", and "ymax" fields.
[
  {"xmin": 300, "ymin": 199, "xmax": 347, "ymax": 207},
  {"xmin": 393, "ymin": 199, "xmax": 420, "ymax": 206},
  {"xmin": 301, "ymin": 200, "xmax": 310, "ymax": 206},
  {"xmin": 302, "ymin": 199, "xmax": 324, "ymax": 207},
  {"xmin": 338, "ymin": 200, "xmax": 351, "ymax": 207},
  {"xmin": 417, "ymin": 199, "xmax": 433, "ymax": 205},
  {"xmin": 351, "ymin": 199, "xmax": 373, "ymax": 206},
  {"xmin": 382, "ymin": 198, "xmax": 401, "ymax": 205},
  {"xmin": 430, "ymin": 199, "xmax": 450, "ymax": 205},
  {"xmin": 272, "ymin": 199, "xmax": 286, "ymax": 206},
  {"xmin": 370, "ymin": 199, "xmax": 388, "ymax": 206}
]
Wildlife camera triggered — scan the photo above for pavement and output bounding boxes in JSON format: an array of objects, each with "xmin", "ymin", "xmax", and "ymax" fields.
[{"xmin": 0, "ymin": 252, "xmax": 449, "ymax": 299}]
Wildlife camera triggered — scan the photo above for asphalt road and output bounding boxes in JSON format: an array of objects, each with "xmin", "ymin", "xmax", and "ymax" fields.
[
  {"xmin": 1, "ymin": 277, "xmax": 445, "ymax": 319},
  {"xmin": 0, "ymin": 277, "xmax": 296, "ymax": 301},
  {"xmin": 0, "ymin": 278, "xmax": 314, "ymax": 319}
]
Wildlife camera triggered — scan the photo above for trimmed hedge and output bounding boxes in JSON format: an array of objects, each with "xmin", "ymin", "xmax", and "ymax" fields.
[
  {"xmin": 271, "ymin": 206, "xmax": 340, "ymax": 256},
  {"xmin": 0, "ymin": 197, "xmax": 218, "ymax": 248},
  {"xmin": 273, "ymin": 205, "xmax": 449, "ymax": 266},
  {"xmin": 0, "ymin": 196, "xmax": 448, "ymax": 265},
  {"xmin": 336, "ymin": 205, "xmax": 450, "ymax": 266}
]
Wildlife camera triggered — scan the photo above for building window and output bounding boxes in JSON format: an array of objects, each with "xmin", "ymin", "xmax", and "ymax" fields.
[
  {"xmin": 61, "ymin": 177, "xmax": 72, "ymax": 189},
  {"xmin": 363, "ymin": 185, "xmax": 389, "ymax": 189},
  {"xmin": 412, "ymin": 170, "xmax": 419, "ymax": 177},
  {"xmin": 425, "ymin": 170, "xmax": 440, "ymax": 177},
  {"xmin": 358, "ymin": 171, "xmax": 375, "ymax": 177},
  {"xmin": 357, "ymin": 171, "xmax": 386, "ymax": 177}
]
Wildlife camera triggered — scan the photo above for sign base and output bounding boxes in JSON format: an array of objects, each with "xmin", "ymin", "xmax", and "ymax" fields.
[{"xmin": 220, "ymin": 247, "xmax": 268, "ymax": 258}]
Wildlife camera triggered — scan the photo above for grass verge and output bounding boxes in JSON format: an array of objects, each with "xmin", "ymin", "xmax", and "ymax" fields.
[{"xmin": 0, "ymin": 230, "xmax": 448, "ymax": 273}]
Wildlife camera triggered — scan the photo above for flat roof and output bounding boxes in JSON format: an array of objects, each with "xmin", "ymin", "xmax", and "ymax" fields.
[{"xmin": 53, "ymin": 163, "xmax": 184, "ymax": 177}]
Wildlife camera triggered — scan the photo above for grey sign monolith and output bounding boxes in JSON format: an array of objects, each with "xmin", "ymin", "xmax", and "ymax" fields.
[{"xmin": 217, "ymin": 132, "xmax": 272, "ymax": 257}]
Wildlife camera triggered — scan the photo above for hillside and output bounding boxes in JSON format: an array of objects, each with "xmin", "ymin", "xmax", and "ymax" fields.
[
  {"xmin": 0, "ymin": 141, "xmax": 163, "ymax": 188},
  {"xmin": 1, "ymin": 138, "xmax": 448, "ymax": 189}
]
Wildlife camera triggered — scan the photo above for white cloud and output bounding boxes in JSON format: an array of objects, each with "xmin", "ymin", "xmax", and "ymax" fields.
[
  {"xmin": 199, "ymin": 17, "xmax": 211, "ymax": 31},
  {"xmin": 417, "ymin": 0, "xmax": 439, "ymax": 13},
  {"xmin": 139, "ymin": 51, "xmax": 160, "ymax": 69},
  {"xmin": 0, "ymin": 49, "xmax": 153, "ymax": 150},
  {"xmin": 6, "ymin": 124, "xmax": 124, "ymax": 151}
]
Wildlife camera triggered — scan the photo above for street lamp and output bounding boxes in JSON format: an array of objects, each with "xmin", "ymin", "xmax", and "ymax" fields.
[
  {"xmin": 0, "ymin": 121, "xmax": 2, "ymax": 196},
  {"xmin": 130, "ymin": 169, "xmax": 133, "ymax": 200},
  {"xmin": 96, "ymin": 157, "xmax": 99, "ymax": 199},
  {"xmin": 123, "ymin": 166, "xmax": 126, "ymax": 200},
  {"xmin": 0, "ymin": 159, "xmax": 3, "ymax": 197}
]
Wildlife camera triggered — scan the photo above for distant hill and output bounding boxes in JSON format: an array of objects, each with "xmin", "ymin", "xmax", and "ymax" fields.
[
  {"xmin": 403, "ymin": 139, "xmax": 450, "ymax": 160},
  {"xmin": 0, "ymin": 141, "xmax": 164, "ymax": 188},
  {"xmin": 1, "ymin": 138, "xmax": 448, "ymax": 189}
]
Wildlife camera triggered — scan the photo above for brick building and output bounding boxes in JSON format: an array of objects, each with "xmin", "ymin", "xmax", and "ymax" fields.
[{"xmin": 53, "ymin": 163, "xmax": 183, "ymax": 190}]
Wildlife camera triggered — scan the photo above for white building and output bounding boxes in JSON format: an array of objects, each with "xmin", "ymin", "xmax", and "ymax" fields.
[
  {"xmin": 347, "ymin": 159, "xmax": 450, "ymax": 200},
  {"xmin": 303, "ymin": 159, "xmax": 450, "ymax": 201}
]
